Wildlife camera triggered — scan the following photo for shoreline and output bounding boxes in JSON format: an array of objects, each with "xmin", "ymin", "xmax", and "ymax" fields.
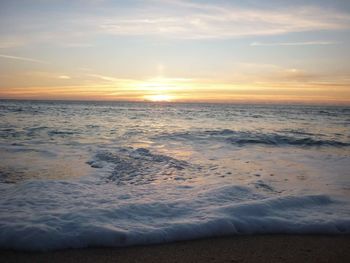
[{"xmin": 1, "ymin": 235, "xmax": 349, "ymax": 263}]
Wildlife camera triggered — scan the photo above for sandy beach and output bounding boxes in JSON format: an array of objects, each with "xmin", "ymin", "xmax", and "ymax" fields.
[{"xmin": 1, "ymin": 235, "xmax": 349, "ymax": 263}]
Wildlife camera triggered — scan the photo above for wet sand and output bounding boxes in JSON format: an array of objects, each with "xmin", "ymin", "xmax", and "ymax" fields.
[{"xmin": 1, "ymin": 235, "xmax": 349, "ymax": 263}]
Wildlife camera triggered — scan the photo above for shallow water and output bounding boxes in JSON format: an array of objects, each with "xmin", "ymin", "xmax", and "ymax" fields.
[{"xmin": 0, "ymin": 100, "xmax": 349, "ymax": 250}]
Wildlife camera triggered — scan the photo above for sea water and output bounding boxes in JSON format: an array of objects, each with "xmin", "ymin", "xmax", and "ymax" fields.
[{"xmin": 0, "ymin": 100, "xmax": 349, "ymax": 250}]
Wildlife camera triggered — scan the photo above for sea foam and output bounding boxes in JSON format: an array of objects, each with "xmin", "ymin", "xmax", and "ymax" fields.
[
  {"xmin": 0, "ymin": 101, "xmax": 349, "ymax": 251},
  {"xmin": 0, "ymin": 179, "xmax": 349, "ymax": 251}
]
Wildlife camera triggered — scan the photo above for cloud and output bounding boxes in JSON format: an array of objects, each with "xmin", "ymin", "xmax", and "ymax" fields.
[
  {"xmin": 87, "ymin": 74, "xmax": 120, "ymax": 82},
  {"xmin": 218, "ymin": 63, "xmax": 319, "ymax": 84},
  {"xmin": 58, "ymin": 75, "xmax": 71, "ymax": 79},
  {"xmin": 0, "ymin": 54, "xmax": 48, "ymax": 64},
  {"xmin": 94, "ymin": 2, "xmax": 350, "ymax": 39},
  {"xmin": 250, "ymin": 41, "xmax": 340, "ymax": 46},
  {"xmin": 59, "ymin": 43, "xmax": 95, "ymax": 48},
  {"xmin": 1, "ymin": 1, "xmax": 349, "ymax": 46},
  {"xmin": 0, "ymin": 37, "xmax": 27, "ymax": 49}
]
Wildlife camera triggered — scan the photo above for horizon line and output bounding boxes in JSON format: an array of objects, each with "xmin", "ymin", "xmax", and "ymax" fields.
[{"xmin": 1, "ymin": 97, "xmax": 349, "ymax": 107}]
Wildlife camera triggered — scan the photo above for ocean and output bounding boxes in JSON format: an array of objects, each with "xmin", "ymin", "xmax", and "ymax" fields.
[{"xmin": 0, "ymin": 100, "xmax": 349, "ymax": 250}]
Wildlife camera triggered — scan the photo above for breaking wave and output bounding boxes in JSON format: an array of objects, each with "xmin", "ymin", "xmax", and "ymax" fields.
[
  {"xmin": 0, "ymin": 180, "xmax": 349, "ymax": 251},
  {"xmin": 1, "ymin": 101, "xmax": 349, "ymax": 251},
  {"xmin": 158, "ymin": 129, "xmax": 350, "ymax": 147}
]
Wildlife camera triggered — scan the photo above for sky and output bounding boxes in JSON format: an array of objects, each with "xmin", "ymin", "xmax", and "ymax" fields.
[{"xmin": 1, "ymin": 0, "xmax": 350, "ymax": 104}]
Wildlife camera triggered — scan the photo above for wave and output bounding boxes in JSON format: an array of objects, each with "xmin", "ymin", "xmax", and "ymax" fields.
[
  {"xmin": 0, "ymin": 180, "xmax": 348, "ymax": 251},
  {"xmin": 87, "ymin": 148, "xmax": 193, "ymax": 185},
  {"xmin": 0, "ymin": 127, "xmax": 78, "ymax": 139},
  {"xmin": 158, "ymin": 129, "xmax": 350, "ymax": 147},
  {"xmin": 226, "ymin": 133, "xmax": 349, "ymax": 147},
  {"xmin": 1, "ymin": 101, "xmax": 349, "ymax": 251}
]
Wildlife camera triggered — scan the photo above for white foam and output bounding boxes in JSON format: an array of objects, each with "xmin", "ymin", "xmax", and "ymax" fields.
[
  {"xmin": 1, "ymin": 102, "xmax": 350, "ymax": 251},
  {"xmin": 0, "ymin": 179, "xmax": 349, "ymax": 251}
]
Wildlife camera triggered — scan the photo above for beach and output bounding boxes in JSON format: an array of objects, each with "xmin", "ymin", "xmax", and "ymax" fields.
[{"xmin": 1, "ymin": 235, "xmax": 349, "ymax": 263}]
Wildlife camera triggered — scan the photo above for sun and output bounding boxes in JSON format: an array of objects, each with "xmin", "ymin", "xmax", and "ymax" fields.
[{"xmin": 144, "ymin": 94, "xmax": 173, "ymax": 102}]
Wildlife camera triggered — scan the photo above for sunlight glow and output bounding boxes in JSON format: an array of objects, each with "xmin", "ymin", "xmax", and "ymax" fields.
[
  {"xmin": 0, "ymin": 1, "xmax": 349, "ymax": 104},
  {"xmin": 144, "ymin": 94, "xmax": 174, "ymax": 102}
]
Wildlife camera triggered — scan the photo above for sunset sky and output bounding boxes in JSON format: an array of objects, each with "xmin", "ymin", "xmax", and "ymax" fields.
[{"xmin": 1, "ymin": 0, "xmax": 350, "ymax": 104}]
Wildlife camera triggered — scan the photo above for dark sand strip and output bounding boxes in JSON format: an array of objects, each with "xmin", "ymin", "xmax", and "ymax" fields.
[{"xmin": 1, "ymin": 235, "xmax": 349, "ymax": 263}]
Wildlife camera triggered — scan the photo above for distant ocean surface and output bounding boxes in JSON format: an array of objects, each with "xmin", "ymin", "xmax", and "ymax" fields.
[{"xmin": 0, "ymin": 100, "xmax": 349, "ymax": 250}]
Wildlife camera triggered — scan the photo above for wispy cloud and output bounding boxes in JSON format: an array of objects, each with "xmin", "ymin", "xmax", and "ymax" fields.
[
  {"xmin": 95, "ymin": 2, "xmax": 350, "ymax": 39},
  {"xmin": 87, "ymin": 74, "xmax": 121, "ymax": 82},
  {"xmin": 58, "ymin": 75, "xmax": 71, "ymax": 80},
  {"xmin": 0, "ymin": 38, "xmax": 27, "ymax": 49},
  {"xmin": 59, "ymin": 43, "xmax": 95, "ymax": 48},
  {"xmin": 0, "ymin": 54, "xmax": 48, "ymax": 64},
  {"xmin": 250, "ymin": 41, "xmax": 340, "ymax": 46},
  {"xmin": 2, "ymin": 1, "xmax": 349, "ymax": 45}
]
